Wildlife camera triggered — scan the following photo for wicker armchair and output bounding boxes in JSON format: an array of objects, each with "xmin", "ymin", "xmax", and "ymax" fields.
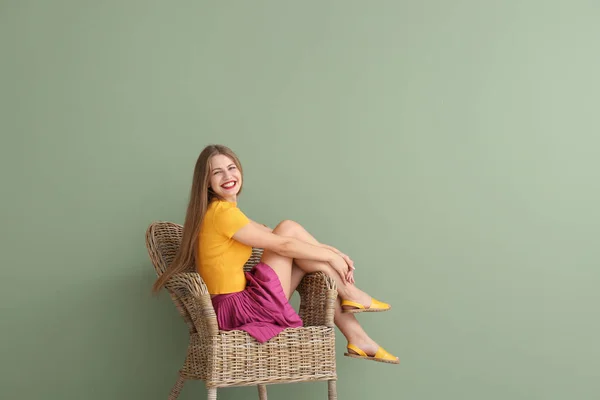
[{"xmin": 145, "ymin": 221, "xmax": 338, "ymax": 400}]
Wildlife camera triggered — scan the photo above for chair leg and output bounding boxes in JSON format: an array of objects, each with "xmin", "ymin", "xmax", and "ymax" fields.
[
  {"xmin": 257, "ymin": 384, "xmax": 267, "ymax": 399},
  {"xmin": 207, "ymin": 387, "xmax": 217, "ymax": 400},
  {"xmin": 168, "ymin": 375, "xmax": 185, "ymax": 400},
  {"xmin": 328, "ymin": 380, "xmax": 337, "ymax": 400}
]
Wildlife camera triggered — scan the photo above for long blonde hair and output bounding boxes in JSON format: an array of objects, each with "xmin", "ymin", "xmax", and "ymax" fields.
[{"xmin": 152, "ymin": 144, "xmax": 244, "ymax": 293}]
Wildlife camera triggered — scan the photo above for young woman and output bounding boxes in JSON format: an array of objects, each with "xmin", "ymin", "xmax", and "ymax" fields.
[{"xmin": 153, "ymin": 144, "xmax": 399, "ymax": 364}]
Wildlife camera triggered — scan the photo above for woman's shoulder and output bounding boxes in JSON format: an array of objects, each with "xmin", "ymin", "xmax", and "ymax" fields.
[
  {"xmin": 206, "ymin": 199, "xmax": 249, "ymax": 237},
  {"xmin": 208, "ymin": 200, "xmax": 246, "ymax": 220},
  {"xmin": 203, "ymin": 200, "xmax": 236, "ymax": 231},
  {"xmin": 209, "ymin": 199, "xmax": 239, "ymax": 212}
]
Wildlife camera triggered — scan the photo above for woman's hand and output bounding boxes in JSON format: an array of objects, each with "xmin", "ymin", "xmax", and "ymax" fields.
[
  {"xmin": 328, "ymin": 253, "xmax": 355, "ymax": 285},
  {"xmin": 324, "ymin": 245, "xmax": 355, "ymax": 284},
  {"xmin": 323, "ymin": 245, "xmax": 355, "ymax": 271},
  {"xmin": 339, "ymin": 252, "xmax": 355, "ymax": 273}
]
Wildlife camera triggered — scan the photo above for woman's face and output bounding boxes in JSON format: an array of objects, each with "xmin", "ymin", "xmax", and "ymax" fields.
[{"xmin": 208, "ymin": 154, "xmax": 242, "ymax": 202}]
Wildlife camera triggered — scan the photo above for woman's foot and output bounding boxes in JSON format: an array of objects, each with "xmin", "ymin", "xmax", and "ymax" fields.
[
  {"xmin": 341, "ymin": 286, "xmax": 391, "ymax": 313},
  {"xmin": 344, "ymin": 338, "xmax": 399, "ymax": 364}
]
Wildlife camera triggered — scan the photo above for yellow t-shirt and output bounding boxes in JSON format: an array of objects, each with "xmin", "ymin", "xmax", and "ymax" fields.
[{"xmin": 197, "ymin": 199, "xmax": 252, "ymax": 294}]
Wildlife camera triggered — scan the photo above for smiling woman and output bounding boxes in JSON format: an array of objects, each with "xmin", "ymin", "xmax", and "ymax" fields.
[
  {"xmin": 208, "ymin": 154, "xmax": 243, "ymax": 202},
  {"xmin": 153, "ymin": 144, "xmax": 399, "ymax": 363}
]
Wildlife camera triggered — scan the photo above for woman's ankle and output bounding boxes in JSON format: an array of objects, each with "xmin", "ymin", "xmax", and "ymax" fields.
[
  {"xmin": 345, "ymin": 336, "xmax": 378, "ymax": 353},
  {"xmin": 342, "ymin": 286, "xmax": 371, "ymax": 304}
]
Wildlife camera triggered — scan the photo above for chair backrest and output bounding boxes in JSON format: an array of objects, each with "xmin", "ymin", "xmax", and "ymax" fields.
[
  {"xmin": 146, "ymin": 221, "xmax": 189, "ymax": 277},
  {"xmin": 145, "ymin": 221, "xmax": 197, "ymax": 332}
]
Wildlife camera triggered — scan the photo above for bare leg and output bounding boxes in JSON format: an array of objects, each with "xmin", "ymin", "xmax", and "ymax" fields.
[
  {"xmin": 261, "ymin": 220, "xmax": 384, "ymax": 356},
  {"xmin": 265, "ymin": 222, "xmax": 371, "ymax": 303}
]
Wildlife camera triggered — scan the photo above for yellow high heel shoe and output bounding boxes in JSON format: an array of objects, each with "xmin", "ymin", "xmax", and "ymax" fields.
[
  {"xmin": 341, "ymin": 298, "xmax": 391, "ymax": 313},
  {"xmin": 344, "ymin": 343, "xmax": 400, "ymax": 364}
]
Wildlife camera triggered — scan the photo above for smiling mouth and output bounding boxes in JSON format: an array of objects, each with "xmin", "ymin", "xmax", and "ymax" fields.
[{"xmin": 221, "ymin": 181, "xmax": 237, "ymax": 190}]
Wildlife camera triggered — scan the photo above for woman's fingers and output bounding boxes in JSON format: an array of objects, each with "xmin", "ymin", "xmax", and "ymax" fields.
[
  {"xmin": 346, "ymin": 270, "xmax": 355, "ymax": 284},
  {"xmin": 341, "ymin": 254, "xmax": 355, "ymax": 270},
  {"xmin": 332, "ymin": 262, "xmax": 348, "ymax": 284}
]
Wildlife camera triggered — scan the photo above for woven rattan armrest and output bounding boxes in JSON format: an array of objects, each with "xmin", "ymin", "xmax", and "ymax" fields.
[
  {"xmin": 297, "ymin": 272, "xmax": 337, "ymax": 327},
  {"xmin": 167, "ymin": 272, "xmax": 220, "ymax": 337}
]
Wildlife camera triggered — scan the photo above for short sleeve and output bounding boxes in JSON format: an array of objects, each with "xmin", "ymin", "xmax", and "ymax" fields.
[{"xmin": 214, "ymin": 205, "xmax": 251, "ymax": 238}]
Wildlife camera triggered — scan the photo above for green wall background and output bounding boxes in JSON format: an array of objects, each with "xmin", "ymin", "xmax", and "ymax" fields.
[{"xmin": 2, "ymin": 1, "xmax": 599, "ymax": 399}]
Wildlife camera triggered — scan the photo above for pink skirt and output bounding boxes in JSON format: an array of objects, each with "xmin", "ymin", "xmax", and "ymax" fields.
[{"xmin": 211, "ymin": 262, "xmax": 303, "ymax": 343}]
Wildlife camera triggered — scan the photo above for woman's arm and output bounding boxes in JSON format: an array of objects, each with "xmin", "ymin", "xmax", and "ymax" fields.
[
  {"xmin": 249, "ymin": 219, "xmax": 273, "ymax": 233},
  {"xmin": 318, "ymin": 243, "xmax": 355, "ymax": 270},
  {"xmin": 235, "ymin": 220, "xmax": 354, "ymax": 283},
  {"xmin": 233, "ymin": 222, "xmax": 336, "ymax": 263},
  {"xmin": 249, "ymin": 220, "xmax": 349, "ymax": 267}
]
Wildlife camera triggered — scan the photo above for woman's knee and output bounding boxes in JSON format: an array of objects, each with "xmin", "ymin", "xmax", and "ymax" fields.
[{"xmin": 273, "ymin": 219, "xmax": 303, "ymax": 236}]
